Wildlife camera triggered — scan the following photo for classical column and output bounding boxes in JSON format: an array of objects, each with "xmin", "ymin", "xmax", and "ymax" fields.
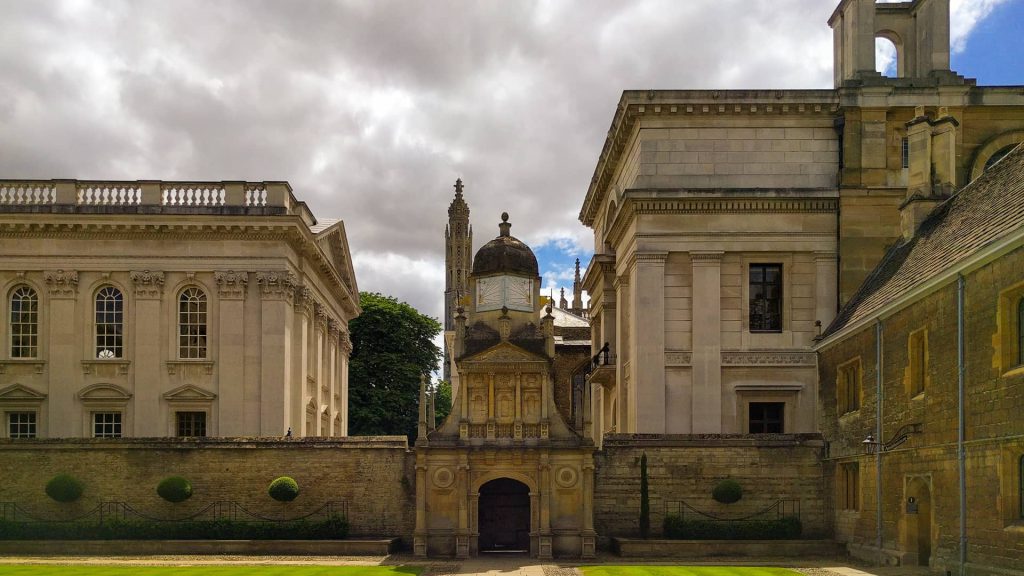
[
  {"xmin": 130, "ymin": 270, "xmax": 165, "ymax": 437},
  {"xmin": 339, "ymin": 325, "xmax": 352, "ymax": 436},
  {"xmin": 256, "ymin": 271, "xmax": 296, "ymax": 436},
  {"xmin": 44, "ymin": 270, "xmax": 79, "ymax": 438},
  {"xmin": 614, "ymin": 274, "xmax": 630, "ymax": 432},
  {"xmin": 691, "ymin": 252, "xmax": 723, "ymax": 434},
  {"xmin": 214, "ymin": 270, "xmax": 248, "ymax": 436},
  {"xmin": 581, "ymin": 458, "xmax": 596, "ymax": 558},
  {"xmin": 631, "ymin": 252, "xmax": 668, "ymax": 433},
  {"xmin": 538, "ymin": 452, "xmax": 553, "ymax": 559},
  {"xmin": 413, "ymin": 454, "xmax": 428, "ymax": 556}
]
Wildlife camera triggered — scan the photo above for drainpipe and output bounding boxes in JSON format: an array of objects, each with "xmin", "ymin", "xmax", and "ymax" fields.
[
  {"xmin": 876, "ymin": 319, "xmax": 884, "ymax": 565},
  {"xmin": 957, "ymin": 274, "xmax": 967, "ymax": 576}
]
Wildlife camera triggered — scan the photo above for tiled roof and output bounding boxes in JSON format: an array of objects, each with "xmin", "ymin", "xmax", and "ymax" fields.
[
  {"xmin": 822, "ymin": 143, "xmax": 1024, "ymax": 340},
  {"xmin": 309, "ymin": 218, "xmax": 341, "ymax": 234}
]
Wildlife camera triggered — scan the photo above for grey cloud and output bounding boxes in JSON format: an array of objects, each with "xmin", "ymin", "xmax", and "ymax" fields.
[{"xmin": 0, "ymin": 0, "xmax": 940, "ymax": 317}]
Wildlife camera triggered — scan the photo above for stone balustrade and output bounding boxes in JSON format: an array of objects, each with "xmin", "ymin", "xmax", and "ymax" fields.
[{"xmin": 0, "ymin": 180, "xmax": 309, "ymax": 220}]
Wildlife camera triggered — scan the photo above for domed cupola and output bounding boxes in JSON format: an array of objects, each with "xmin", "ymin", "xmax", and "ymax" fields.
[{"xmin": 471, "ymin": 212, "xmax": 539, "ymax": 278}]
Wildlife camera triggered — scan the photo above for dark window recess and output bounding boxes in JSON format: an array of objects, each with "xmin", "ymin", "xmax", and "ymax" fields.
[
  {"xmin": 749, "ymin": 402, "xmax": 784, "ymax": 433},
  {"xmin": 176, "ymin": 411, "xmax": 207, "ymax": 437},
  {"xmin": 902, "ymin": 137, "xmax": 910, "ymax": 169},
  {"xmin": 750, "ymin": 264, "xmax": 783, "ymax": 332},
  {"xmin": 1018, "ymin": 298, "xmax": 1024, "ymax": 367}
]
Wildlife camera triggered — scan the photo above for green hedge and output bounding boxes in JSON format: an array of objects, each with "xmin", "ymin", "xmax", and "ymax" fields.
[
  {"xmin": 156, "ymin": 477, "xmax": 193, "ymax": 503},
  {"xmin": 45, "ymin": 474, "xmax": 84, "ymax": 503},
  {"xmin": 662, "ymin": 515, "xmax": 801, "ymax": 540},
  {"xmin": 268, "ymin": 477, "xmax": 300, "ymax": 502},
  {"xmin": 0, "ymin": 515, "xmax": 348, "ymax": 540}
]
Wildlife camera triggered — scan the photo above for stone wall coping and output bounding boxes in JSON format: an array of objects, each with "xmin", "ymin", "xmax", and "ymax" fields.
[
  {"xmin": 600, "ymin": 433, "xmax": 825, "ymax": 448},
  {"xmin": 0, "ymin": 436, "xmax": 410, "ymax": 450}
]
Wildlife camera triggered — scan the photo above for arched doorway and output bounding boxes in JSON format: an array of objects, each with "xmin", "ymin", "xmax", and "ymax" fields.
[
  {"xmin": 478, "ymin": 478, "xmax": 530, "ymax": 553},
  {"xmin": 905, "ymin": 477, "xmax": 933, "ymax": 566}
]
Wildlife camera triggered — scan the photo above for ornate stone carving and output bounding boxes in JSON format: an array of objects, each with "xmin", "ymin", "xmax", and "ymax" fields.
[
  {"xmin": 44, "ymin": 269, "xmax": 78, "ymax": 298},
  {"xmin": 214, "ymin": 270, "xmax": 249, "ymax": 299},
  {"xmin": 720, "ymin": 351, "xmax": 816, "ymax": 367},
  {"xmin": 256, "ymin": 271, "xmax": 298, "ymax": 302},
  {"xmin": 314, "ymin": 302, "xmax": 329, "ymax": 331},
  {"xmin": 130, "ymin": 270, "xmax": 165, "ymax": 299},
  {"xmin": 294, "ymin": 286, "xmax": 315, "ymax": 315}
]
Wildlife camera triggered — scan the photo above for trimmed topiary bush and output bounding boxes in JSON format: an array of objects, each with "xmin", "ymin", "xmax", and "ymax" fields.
[
  {"xmin": 268, "ymin": 476, "xmax": 299, "ymax": 502},
  {"xmin": 712, "ymin": 479, "xmax": 743, "ymax": 504},
  {"xmin": 157, "ymin": 476, "xmax": 193, "ymax": 503},
  {"xmin": 45, "ymin": 474, "xmax": 84, "ymax": 503}
]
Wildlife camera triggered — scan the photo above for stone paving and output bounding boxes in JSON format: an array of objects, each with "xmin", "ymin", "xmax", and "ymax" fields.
[{"xmin": 0, "ymin": 553, "xmax": 933, "ymax": 576}]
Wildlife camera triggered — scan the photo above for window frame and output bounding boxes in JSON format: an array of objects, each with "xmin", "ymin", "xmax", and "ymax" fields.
[
  {"xmin": 748, "ymin": 402, "xmax": 785, "ymax": 434},
  {"xmin": 176, "ymin": 411, "xmax": 207, "ymax": 437},
  {"xmin": 92, "ymin": 411, "xmax": 123, "ymax": 438},
  {"xmin": 840, "ymin": 462, "xmax": 860, "ymax": 511},
  {"xmin": 9, "ymin": 285, "xmax": 39, "ymax": 359},
  {"xmin": 748, "ymin": 263, "xmax": 784, "ymax": 333},
  {"xmin": 94, "ymin": 285, "xmax": 124, "ymax": 359},
  {"xmin": 837, "ymin": 358, "xmax": 862, "ymax": 415},
  {"xmin": 6, "ymin": 411, "xmax": 37, "ymax": 439},
  {"xmin": 908, "ymin": 328, "xmax": 929, "ymax": 398},
  {"xmin": 177, "ymin": 287, "xmax": 208, "ymax": 359}
]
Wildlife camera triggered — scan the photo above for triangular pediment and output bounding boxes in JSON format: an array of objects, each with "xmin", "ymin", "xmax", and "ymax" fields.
[
  {"xmin": 162, "ymin": 384, "xmax": 216, "ymax": 401},
  {"xmin": 78, "ymin": 383, "xmax": 133, "ymax": 402},
  {"xmin": 0, "ymin": 383, "xmax": 47, "ymax": 401},
  {"xmin": 461, "ymin": 341, "xmax": 547, "ymax": 364},
  {"xmin": 315, "ymin": 221, "xmax": 360, "ymax": 299}
]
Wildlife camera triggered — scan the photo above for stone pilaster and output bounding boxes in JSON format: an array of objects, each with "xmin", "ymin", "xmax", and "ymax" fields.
[
  {"xmin": 130, "ymin": 270, "xmax": 164, "ymax": 436},
  {"xmin": 256, "ymin": 271, "xmax": 296, "ymax": 435},
  {"xmin": 691, "ymin": 251, "xmax": 723, "ymax": 434},
  {"xmin": 44, "ymin": 269, "xmax": 78, "ymax": 437},
  {"xmin": 215, "ymin": 270, "xmax": 248, "ymax": 436},
  {"xmin": 631, "ymin": 252, "xmax": 668, "ymax": 433}
]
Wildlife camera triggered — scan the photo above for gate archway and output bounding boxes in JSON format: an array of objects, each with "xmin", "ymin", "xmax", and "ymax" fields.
[{"xmin": 477, "ymin": 478, "xmax": 530, "ymax": 553}]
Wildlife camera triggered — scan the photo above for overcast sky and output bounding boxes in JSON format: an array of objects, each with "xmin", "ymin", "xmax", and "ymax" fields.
[{"xmin": 1, "ymin": 0, "xmax": 1019, "ymax": 327}]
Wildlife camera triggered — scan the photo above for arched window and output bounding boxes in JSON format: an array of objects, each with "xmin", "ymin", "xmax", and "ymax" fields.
[
  {"xmin": 987, "ymin": 145, "xmax": 1017, "ymax": 173},
  {"xmin": 178, "ymin": 287, "xmax": 207, "ymax": 359},
  {"xmin": 10, "ymin": 286, "xmax": 38, "ymax": 358},
  {"xmin": 95, "ymin": 286, "xmax": 123, "ymax": 359}
]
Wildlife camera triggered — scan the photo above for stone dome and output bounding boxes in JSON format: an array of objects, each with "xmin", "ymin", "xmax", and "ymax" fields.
[{"xmin": 471, "ymin": 212, "xmax": 539, "ymax": 277}]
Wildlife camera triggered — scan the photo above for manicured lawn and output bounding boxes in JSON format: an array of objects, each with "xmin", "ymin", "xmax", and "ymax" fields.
[
  {"xmin": 581, "ymin": 568, "xmax": 802, "ymax": 576},
  {"xmin": 0, "ymin": 566, "xmax": 421, "ymax": 576}
]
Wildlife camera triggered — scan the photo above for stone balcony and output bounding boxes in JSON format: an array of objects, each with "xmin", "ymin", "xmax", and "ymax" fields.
[{"xmin": 0, "ymin": 179, "xmax": 315, "ymax": 225}]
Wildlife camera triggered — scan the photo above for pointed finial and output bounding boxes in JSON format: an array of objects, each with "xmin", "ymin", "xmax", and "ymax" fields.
[
  {"xmin": 454, "ymin": 178, "xmax": 464, "ymax": 197},
  {"xmin": 499, "ymin": 212, "xmax": 511, "ymax": 237}
]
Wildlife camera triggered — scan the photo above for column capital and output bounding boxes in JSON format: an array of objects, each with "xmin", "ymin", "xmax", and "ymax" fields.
[
  {"xmin": 256, "ymin": 270, "xmax": 298, "ymax": 302},
  {"xmin": 814, "ymin": 251, "xmax": 838, "ymax": 262},
  {"xmin": 214, "ymin": 270, "xmax": 249, "ymax": 300},
  {"xmin": 690, "ymin": 251, "xmax": 724, "ymax": 264},
  {"xmin": 44, "ymin": 269, "xmax": 79, "ymax": 298},
  {"xmin": 634, "ymin": 251, "xmax": 668, "ymax": 263},
  {"xmin": 130, "ymin": 270, "xmax": 165, "ymax": 299}
]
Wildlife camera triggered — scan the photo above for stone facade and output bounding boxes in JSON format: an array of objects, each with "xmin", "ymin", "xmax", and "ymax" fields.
[
  {"xmin": 0, "ymin": 437, "xmax": 413, "ymax": 537},
  {"xmin": 579, "ymin": 0, "xmax": 1024, "ymax": 442},
  {"xmin": 0, "ymin": 180, "xmax": 359, "ymax": 439}
]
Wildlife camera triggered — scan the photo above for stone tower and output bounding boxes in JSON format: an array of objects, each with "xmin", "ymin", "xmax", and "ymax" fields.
[{"xmin": 444, "ymin": 178, "xmax": 472, "ymax": 381}]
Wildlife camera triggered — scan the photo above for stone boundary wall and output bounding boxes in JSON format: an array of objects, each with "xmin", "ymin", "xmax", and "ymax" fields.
[
  {"xmin": 595, "ymin": 434, "xmax": 829, "ymax": 543},
  {"xmin": 0, "ymin": 437, "xmax": 415, "ymax": 539}
]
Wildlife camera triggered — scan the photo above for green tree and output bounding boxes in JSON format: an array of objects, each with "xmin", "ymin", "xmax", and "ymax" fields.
[
  {"xmin": 348, "ymin": 292, "xmax": 442, "ymax": 439},
  {"xmin": 433, "ymin": 380, "xmax": 453, "ymax": 426}
]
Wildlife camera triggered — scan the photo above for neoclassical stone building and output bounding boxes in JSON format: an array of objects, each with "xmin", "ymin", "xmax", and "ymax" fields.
[
  {"xmin": 579, "ymin": 0, "xmax": 1024, "ymax": 444},
  {"xmin": 420, "ymin": 207, "xmax": 595, "ymax": 558},
  {"xmin": 0, "ymin": 180, "xmax": 359, "ymax": 439}
]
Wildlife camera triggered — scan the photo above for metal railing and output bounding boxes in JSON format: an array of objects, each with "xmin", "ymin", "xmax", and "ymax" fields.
[{"xmin": 665, "ymin": 498, "xmax": 800, "ymax": 522}]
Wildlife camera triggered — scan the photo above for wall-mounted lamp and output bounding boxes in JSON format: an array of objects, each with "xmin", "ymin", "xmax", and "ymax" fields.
[{"xmin": 862, "ymin": 423, "xmax": 922, "ymax": 455}]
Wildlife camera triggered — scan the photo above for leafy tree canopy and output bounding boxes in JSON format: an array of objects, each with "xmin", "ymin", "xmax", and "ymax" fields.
[
  {"xmin": 434, "ymin": 380, "xmax": 453, "ymax": 427},
  {"xmin": 348, "ymin": 292, "xmax": 442, "ymax": 439}
]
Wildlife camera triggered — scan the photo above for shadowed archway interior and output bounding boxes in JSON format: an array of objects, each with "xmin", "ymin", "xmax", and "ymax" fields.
[{"xmin": 478, "ymin": 478, "xmax": 531, "ymax": 552}]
